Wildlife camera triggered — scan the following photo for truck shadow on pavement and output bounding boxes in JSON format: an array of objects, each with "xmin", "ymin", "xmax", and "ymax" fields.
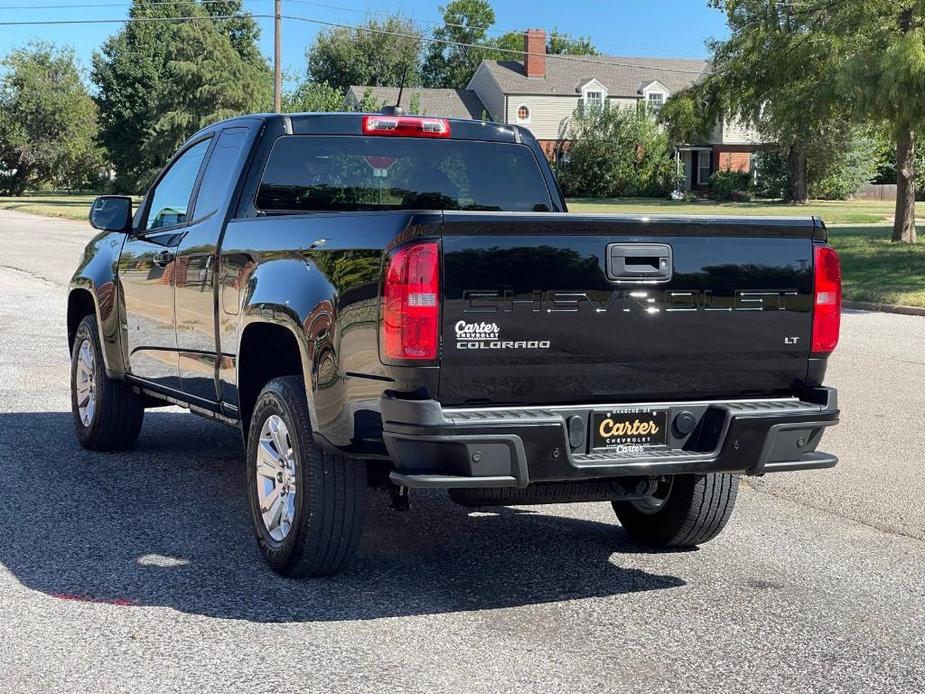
[{"xmin": 0, "ymin": 411, "xmax": 685, "ymax": 622}]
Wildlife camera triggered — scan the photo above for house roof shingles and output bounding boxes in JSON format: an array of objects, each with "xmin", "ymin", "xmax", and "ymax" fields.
[
  {"xmin": 479, "ymin": 56, "xmax": 711, "ymax": 97},
  {"xmin": 346, "ymin": 86, "xmax": 488, "ymax": 120}
]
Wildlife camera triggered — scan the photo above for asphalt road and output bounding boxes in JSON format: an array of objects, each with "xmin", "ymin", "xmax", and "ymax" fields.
[{"xmin": 1, "ymin": 209, "xmax": 923, "ymax": 694}]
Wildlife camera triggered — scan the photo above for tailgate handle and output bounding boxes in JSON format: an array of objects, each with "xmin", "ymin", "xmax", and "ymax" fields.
[{"xmin": 607, "ymin": 243, "xmax": 673, "ymax": 283}]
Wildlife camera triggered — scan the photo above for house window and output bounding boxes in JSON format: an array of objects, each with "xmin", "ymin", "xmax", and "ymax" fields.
[
  {"xmin": 516, "ymin": 104, "xmax": 531, "ymax": 123},
  {"xmin": 697, "ymin": 150, "xmax": 712, "ymax": 185},
  {"xmin": 584, "ymin": 90, "xmax": 604, "ymax": 111},
  {"xmin": 647, "ymin": 92, "xmax": 664, "ymax": 113}
]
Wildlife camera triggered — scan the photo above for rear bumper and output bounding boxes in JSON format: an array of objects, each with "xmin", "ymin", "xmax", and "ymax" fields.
[{"xmin": 382, "ymin": 389, "xmax": 839, "ymax": 489}]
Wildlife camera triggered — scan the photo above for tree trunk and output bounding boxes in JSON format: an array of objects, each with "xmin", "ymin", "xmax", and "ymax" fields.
[
  {"xmin": 893, "ymin": 128, "xmax": 917, "ymax": 244},
  {"xmin": 789, "ymin": 145, "xmax": 808, "ymax": 204}
]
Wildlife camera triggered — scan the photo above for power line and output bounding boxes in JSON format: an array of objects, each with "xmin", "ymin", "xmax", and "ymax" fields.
[
  {"xmin": 280, "ymin": 14, "xmax": 711, "ymax": 75},
  {"xmin": 0, "ymin": 0, "xmax": 271, "ymax": 8},
  {"xmin": 0, "ymin": 13, "xmax": 263, "ymax": 26},
  {"xmin": 283, "ymin": 0, "xmax": 706, "ymax": 59},
  {"xmin": 0, "ymin": 9, "xmax": 710, "ymax": 75},
  {"xmin": 0, "ymin": 0, "xmax": 708, "ymax": 60}
]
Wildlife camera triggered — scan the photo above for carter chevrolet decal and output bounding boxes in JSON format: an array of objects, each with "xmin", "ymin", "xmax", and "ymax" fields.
[{"xmin": 454, "ymin": 321, "xmax": 550, "ymax": 350}]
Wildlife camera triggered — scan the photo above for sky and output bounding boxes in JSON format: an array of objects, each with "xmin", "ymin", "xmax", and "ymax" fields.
[{"xmin": 0, "ymin": 0, "xmax": 730, "ymax": 87}]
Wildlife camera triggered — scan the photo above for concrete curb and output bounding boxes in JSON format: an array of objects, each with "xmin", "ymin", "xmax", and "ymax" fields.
[{"xmin": 843, "ymin": 300, "xmax": 925, "ymax": 317}]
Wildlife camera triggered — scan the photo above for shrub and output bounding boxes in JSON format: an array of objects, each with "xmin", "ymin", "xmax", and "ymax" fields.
[
  {"xmin": 753, "ymin": 150, "xmax": 791, "ymax": 199},
  {"xmin": 808, "ymin": 131, "xmax": 881, "ymax": 200},
  {"xmin": 556, "ymin": 103, "xmax": 677, "ymax": 198},
  {"xmin": 754, "ymin": 128, "xmax": 885, "ymax": 201},
  {"xmin": 708, "ymin": 169, "xmax": 752, "ymax": 201}
]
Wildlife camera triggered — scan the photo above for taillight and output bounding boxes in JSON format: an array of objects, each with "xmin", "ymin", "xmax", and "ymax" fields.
[
  {"xmin": 381, "ymin": 241, "xmax": 440, "ymax": 362},
  {"xmin": 362, "ymin": 115, "xmax": 451, "ymax": 138},
  {"xmin": 812, "ymin": 245, "xmax": 841, "ymax": 354}
]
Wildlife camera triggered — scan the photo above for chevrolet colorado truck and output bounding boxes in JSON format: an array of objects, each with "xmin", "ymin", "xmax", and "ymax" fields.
[{"xmin": 69, "ymin": 112, "xmax": 841, "ymax": 577}]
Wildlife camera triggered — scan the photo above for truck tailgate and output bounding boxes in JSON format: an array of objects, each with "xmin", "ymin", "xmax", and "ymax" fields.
[{"xmin": 439, "ymin": 213, "xmax": 816, "ymax": 406}]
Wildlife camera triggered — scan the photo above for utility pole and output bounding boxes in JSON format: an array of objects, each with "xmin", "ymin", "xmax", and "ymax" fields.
[{"xmin": 273, "ymin": 0, "xmax": 282, "ymax": 113}]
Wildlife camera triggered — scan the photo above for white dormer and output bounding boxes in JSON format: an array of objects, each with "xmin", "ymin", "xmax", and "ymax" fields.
[
  {"xmin": 640, "ymin": 80, "xmax": 670, "ymax": 113},
  {"xmin": 577, "ymin": 78, "xmax": 608, "ymax": 111}
]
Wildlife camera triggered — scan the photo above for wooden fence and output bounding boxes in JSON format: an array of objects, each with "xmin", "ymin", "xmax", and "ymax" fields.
[{"xmin": 854, "ymin": 183, "xmax": 897, "ymax": 201}]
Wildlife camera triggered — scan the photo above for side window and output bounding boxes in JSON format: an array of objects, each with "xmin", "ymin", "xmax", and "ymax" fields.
[
  {"xmin": 192, "ymin": 127, "xmax": 249, "ymax": 222},
  {"xmin": 145, "ymin": 138, "xmax": 211, "ymax": 230}
]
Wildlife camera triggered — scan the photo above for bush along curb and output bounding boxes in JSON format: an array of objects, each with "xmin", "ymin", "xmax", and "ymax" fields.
[{"xmin": 843, "ymin": 300, "xmax": 925, "ymax": 317}]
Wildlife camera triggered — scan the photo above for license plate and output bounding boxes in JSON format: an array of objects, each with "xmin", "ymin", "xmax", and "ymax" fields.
[{"xmin": 592, "ymin": 408, "xmax": 669, "ymax": 451}]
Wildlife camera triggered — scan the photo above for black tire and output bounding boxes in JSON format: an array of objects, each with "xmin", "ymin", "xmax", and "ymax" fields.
[
  {"xmin": 70, "ymin": 314, "xmax": 144, "ymax": 451},
  {"xmin": 247, "ymin": 376, "xmax": 365, "ymax": 578},
  {"xmin": 612, "ymin": 473, "xmax": 738, "ymax": 548}
]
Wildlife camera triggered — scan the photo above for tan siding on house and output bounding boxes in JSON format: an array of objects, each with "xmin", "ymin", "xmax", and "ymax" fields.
[
  {"xmin": 467, "ymin": 65, "xmax": 504, "ymax": 122},
  {"xmin": 507, "ymin": 95, "xmax": 579, "ymax": 139},
  {"xmin": 721, "ymin": 117, "xmax": 762, "ymax": 145},
  {"xmin": 506, "ymin": 95, "xmax": 642, "ymax": 139},
  {"xmin": 708, "ymin": 116, "xmax": 762, "ymax": 145},
  {"xmin": 608, "ymin": 97, "xmax": 640, "ymax": 109}
]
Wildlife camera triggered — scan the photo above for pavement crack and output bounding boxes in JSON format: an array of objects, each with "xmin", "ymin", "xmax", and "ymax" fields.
[
  {"xmin": 0, "ymin": 264, "xmax": 67, "ymax": 288},
  {"xmin": 744, "ymin": 478, "xmax": 925, "ymax": 545}
]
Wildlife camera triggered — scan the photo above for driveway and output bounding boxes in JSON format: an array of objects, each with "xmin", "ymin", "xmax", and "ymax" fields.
[{"xmin": 0, "ymin": 209, "xmax": 923, "ymax": 693}]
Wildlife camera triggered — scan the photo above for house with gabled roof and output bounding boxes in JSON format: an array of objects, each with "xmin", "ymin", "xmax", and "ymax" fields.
[
  {"xmin": 344, "ymin": 86, "xmax": 489, "ymax": 121},
  {"xmin": 468, "ymin": 29, "xmax": 766, "ymax": 191},
  {"xmin": 349, "ymin": 29, "xmax": 767, "ymax": 191}
]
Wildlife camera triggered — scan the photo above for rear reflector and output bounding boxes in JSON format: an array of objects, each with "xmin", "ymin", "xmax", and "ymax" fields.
[
  {"xmin": 362, "ymin": 115, "xmax": 451, "ymax": 138},
  {"xmin": 381, "ymin": 242, "xmax": 440, "ymax": 362},
  {"xmin": 812, "ymin": 245, "xmax": 841, "ymax": 354}
]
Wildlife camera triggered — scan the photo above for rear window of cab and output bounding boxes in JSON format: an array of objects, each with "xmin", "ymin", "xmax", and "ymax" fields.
[{"xmin": 255, "ymin": 135, "xmax": 554, "ymax": 213}]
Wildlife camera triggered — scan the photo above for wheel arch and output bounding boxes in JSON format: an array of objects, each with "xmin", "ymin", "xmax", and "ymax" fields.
[
  {"xmin": 67, "ymin": 285, "xmax": 123, "ymax": 375},
  {"xmin": 237, "ymin": 317, "xmax": 314, "ymax": 442},
  {"xmin": 67, "ymin": 288, "xmax": 97, "ymax": 350}
]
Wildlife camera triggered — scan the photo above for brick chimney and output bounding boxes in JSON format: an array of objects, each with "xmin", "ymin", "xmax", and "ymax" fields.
[{"xmin": 523, "ymin": 28, "xmax": 546, "ymax": 78}]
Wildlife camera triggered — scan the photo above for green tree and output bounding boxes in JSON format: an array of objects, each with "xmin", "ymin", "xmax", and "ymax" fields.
[
  {"xmin": 704, "ymin": 0, "xmax": 845, "ymax": 204},
  {"xmin": 557, "ymin": 104, "xmax": 677, "ymax": 198},
  {"xmin": 92, "ymin": 0, "xmax": 266, "ymax": 191},
  {"xmin": 422, "ymin": 0, "xmax": 496, "ymax": 87},
  {"xmin": 754, "ymin": 126, "xmax": 884, "ymax": 201},
  {"xmin": 141, "ymin": 11, "xmax": 270, "ymax": 174},
  {"xmin": 492, "ymin": 28, "xmax": 598, "ymax": 57},
  {"xmin": 307, "ymin": 14, "xmax": 423, "ymax": 91},
  {"xmin": 0, "ymin": 43, "xmax": 104, "ymax": 195},
  {"xmin": 830, "ymin": 2, "xmax": 925, "ymax": 241},
  {"xmin": 359, "ymin": 87, "xmax": 381, "ymax": 112},
  {"xmin": 283, "ymin": 80, "xmax": 344, "ymax": 113},
  {"xmin": 548, "ymin": 29, "xmax": 598, "ymax": 55},
  {"xmin": 657, "ymin": 87, "xmax": 718, "ymax": 147}
]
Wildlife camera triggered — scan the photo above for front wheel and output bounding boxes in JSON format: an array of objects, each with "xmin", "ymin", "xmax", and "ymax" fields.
[
  {"xmin": 70, "ymin": 314, "xmax": 144, "ymax": 451},
  {"xmin": 612, "ymin": 473, "xmax": 738, "ymax": 548},
  {"xmin": 247, "ymin": 376, "xmax": 366, "ymax": 578}
]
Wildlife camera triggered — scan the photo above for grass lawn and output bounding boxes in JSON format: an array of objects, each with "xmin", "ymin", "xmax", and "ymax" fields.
[
  {"xmin": 828, "ymin": 226, "xmax": 925, "ymax": 308},
  {"xmin": 566, "ymin": 197, "xmax": 912, "ymax": 226},
  {"xmin": 1, "ymin": 195, "xmax": 921, "ymax": 307},
  {"xmin": 0, "ymin": 194, "xmax": 103, "ymax": 221},
  {"xmin": 569, "ymin": 199, "xmax": 925, "ymax": 306}
]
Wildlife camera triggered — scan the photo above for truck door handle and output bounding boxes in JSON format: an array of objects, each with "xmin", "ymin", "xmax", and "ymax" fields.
[
  {"xmin": 154, "ymin": 250, "xmax": 175, "ymax": 267},
  {"xmin": 606, "ymin": 243, "xmax": 673, "ymax": 283}
]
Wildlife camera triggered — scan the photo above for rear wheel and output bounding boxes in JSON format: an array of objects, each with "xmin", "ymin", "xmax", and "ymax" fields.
[
  {"xmin": 612, "ymin": 473, "xmax": 738, "ymax": 548},
  {"xmin": 70, "ymin": 314, "xmax": 144, "ymax": 451},
  {"xmin": 247, "ymin": 376, "xmax": 366, "ymax": 577}
]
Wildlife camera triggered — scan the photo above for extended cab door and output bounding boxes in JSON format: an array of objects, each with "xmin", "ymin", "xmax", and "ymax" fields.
[
  {"xmin": 119, "ymin": 137, "xmax": 211, "ymax": 391},
  {"xmin": 173, "ymin": 126, "xmax": 252, "ymax": 404}
]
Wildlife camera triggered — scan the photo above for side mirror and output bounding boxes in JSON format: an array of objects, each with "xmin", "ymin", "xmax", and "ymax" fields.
[{"xmin": 89, "ymin": 195, "xmax": 133, "ymax": 233}]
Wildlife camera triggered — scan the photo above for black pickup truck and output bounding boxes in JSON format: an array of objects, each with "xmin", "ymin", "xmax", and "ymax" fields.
[{"xmin": 69, "ymin": 112, "xmax": 841, "ymax": 577}]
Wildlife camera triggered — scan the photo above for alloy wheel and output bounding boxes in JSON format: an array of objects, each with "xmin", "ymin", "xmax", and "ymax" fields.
[
  {"xmin": 256, "ymin": 414, "xmax": 298, "ymax": 542},
  {"xmin": 75, "ymin": 339, "xmax": 97, "ymax": 427}
]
